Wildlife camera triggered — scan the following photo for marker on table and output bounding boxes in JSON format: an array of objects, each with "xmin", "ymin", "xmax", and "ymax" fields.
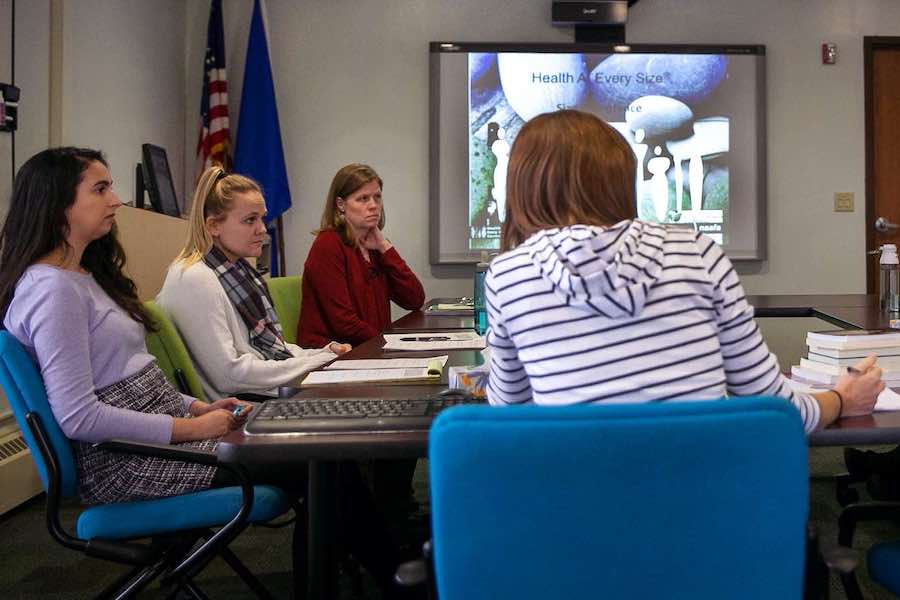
[{"xmin": 399, "ymin": 336, "xmax": 451, "ymax": 342}]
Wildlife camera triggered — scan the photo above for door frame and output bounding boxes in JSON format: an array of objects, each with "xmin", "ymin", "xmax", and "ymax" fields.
[{"xmin": 864, "ymin": 36, "xmax": 900, "ymax": 293}]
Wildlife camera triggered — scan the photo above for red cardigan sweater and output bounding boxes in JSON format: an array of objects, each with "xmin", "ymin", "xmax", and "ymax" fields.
[{"xmin": 298, "ymin": 230, "xmax": 425, "ymax": 347}]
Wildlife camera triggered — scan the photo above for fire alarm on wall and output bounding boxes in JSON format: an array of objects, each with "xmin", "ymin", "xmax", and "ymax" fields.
[{"xmin": 822, "ymin": 43, "xmax": 837, "ymax": 65}]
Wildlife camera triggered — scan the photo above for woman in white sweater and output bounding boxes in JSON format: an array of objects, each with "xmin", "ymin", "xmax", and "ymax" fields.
[
  {"xmin": 160, "ymin": 168, "xmax": 410, "ymax": 595},
  {"xmin": 158, "ymin": 167, "xmax": 349, "ymax": 400}
]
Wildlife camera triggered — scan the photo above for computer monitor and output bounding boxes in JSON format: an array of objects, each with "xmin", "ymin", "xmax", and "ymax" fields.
[{"xmin": 140, "ymin": 143, "xmax": 181, "ymax": 217}]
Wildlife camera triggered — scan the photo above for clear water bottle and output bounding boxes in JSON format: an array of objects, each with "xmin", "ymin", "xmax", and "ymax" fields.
[
  {"xmin": 474, "ymin": 251, "xmax": 490, "ymax": 335},
  {"xmin": 880, "ymin": 243, "xmax": 900, "ymax": 313}
]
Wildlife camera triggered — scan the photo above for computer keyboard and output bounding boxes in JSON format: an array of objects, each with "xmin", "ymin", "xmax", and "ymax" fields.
[{"xmin": 244, "ymin": 393, "xmax": 483, "ymax": 434}]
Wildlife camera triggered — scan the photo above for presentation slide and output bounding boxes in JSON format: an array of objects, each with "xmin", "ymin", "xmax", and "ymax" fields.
[{"xmin": 468, "ymin": 52, "xmax": 734, "ymax": 250}]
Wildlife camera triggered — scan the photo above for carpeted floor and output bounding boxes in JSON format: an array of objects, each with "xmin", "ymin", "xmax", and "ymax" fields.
[
  {"xmin": 1, "ymin": 452, "xmax": 899, "ymax": 599},
  {"xmin": 807, "ymin": 446, "xmax": 900, "ymax": 600}
]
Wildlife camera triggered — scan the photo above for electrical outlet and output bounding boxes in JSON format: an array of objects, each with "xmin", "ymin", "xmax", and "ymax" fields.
[{"xmin": 834, "ymin": 192, "xmax": 854, "ymax": 212}]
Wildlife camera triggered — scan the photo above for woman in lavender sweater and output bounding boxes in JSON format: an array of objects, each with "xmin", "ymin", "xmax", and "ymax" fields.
[{"xmin": 0, "ymin": 148, "xmax": 249, "ymax": 504}]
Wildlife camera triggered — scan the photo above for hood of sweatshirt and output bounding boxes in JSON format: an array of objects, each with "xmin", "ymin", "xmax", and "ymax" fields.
[{"xmin": 523, "ymin": 220, "xmax": 666, "ymax": 319}]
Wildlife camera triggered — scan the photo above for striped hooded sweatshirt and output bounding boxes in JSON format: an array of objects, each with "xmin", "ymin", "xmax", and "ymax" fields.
[{"xmin": 484, "ymin": 219, "xmax": 820, "ymax": 433}]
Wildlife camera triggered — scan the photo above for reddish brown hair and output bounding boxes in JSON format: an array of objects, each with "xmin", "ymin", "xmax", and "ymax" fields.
[
  {"xmin": 501, "ymin": 110, "xmax": 637, "ymax": 251},
  {"xmin": 316, "ymin": 163, "xmax": 385, "ymax": 245}
]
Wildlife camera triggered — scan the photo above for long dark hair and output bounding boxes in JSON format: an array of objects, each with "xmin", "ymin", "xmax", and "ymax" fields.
[{"xmin": 0, "ymin": 147, "xmax": 153, "ymax": 329}]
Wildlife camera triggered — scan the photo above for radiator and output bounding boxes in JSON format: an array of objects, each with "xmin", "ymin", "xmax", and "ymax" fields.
[{"xmin": 0, "ymin": 428, "xmax": 43, "ymax": 515}]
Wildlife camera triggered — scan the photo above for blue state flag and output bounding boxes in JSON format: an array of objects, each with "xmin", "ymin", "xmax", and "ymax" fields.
[{"xmin": 234, "ymin": 0, "xmax": 291, "ymax": 275}]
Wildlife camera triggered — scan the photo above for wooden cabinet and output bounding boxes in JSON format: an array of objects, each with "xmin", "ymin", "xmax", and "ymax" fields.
[{"xmin": 115, "ymin": 206, "xmax": 187, "ymax": 300}]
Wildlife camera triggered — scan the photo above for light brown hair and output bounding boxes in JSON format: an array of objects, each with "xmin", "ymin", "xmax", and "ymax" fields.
[
  {"xmin": 501, "ymin": 110, "xmax": 637, "ymax": 251},
  {"xmin": 175, "ymin": 166, "xmax": 262, "ymax": 267},
  {"xmin": 316, "ymin": 163, "xmax": 385, "ymax": 245}
]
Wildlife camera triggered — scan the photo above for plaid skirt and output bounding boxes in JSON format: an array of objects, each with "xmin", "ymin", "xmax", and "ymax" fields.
[{"xmin": 74, "ymin": 362, "xmax": 218, "ymax": 505}]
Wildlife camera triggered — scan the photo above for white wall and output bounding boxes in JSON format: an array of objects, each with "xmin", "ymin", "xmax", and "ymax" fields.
[
  {"xmin": 0, "ymin": 0, "xmax": 184, "ymax": 420},
  {"xmin": 187, "ymin": 0, "xmax": 572, "ymax": 305},
  {"xmin": 61, "ymin": 0, "xmax": 186, "ymax": 210},
  {"xmin": 0, "ymin": 0, "xmax": 10, "ymax": 211},
  {"xmin": 0, "ymin": 0, "xmax": 51, "ymax": 421},
  {"xmin": 185, "ymin": 0, "xmax": 900, "ymax": 302},
  {"xmin": 0, "ymin": 0, "xmax": 50, "ymax": 221},
  {"xmin": 627, "ymin": 0, "xmax": 900, "ymax": 293}
]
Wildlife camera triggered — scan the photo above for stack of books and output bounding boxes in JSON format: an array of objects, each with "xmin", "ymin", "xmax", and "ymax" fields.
[{"xmin": 791, "ymin": 329, "xmax": 900, "ymax": 387}]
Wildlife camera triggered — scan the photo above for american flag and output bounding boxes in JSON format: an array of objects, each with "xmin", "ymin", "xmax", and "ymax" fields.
[{"xmin": 196, "ymin": 0, "xmax": 231, "ymax": 174}]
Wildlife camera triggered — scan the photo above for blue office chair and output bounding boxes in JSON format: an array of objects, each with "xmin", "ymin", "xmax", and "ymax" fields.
[
  {"xmin": 420, "ymin": 397, "xmax": 809, "ymax": 600},
  {"xmin": 837, "ymin": 500, "xmax": 900, "ymax": 599},
  {"xmin": 867, "ymin": 538, "xmax": 900, "ymax": 595},
  {"xmin": 0, "ymin": 331, "xmax": 291, "ymax": 599}
]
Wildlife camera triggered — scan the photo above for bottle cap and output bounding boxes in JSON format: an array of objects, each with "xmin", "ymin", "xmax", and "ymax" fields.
[{"xmin": 477, "ymin": 250, "xmax": 490, "ymax": 268}]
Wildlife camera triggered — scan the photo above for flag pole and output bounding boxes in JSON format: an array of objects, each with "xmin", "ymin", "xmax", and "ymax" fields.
[
  {"xmin": 233, "ymin": 0, "xmax": 292, "ymax": 274},
  {"xmin": 276, "ymin": 216, "xmax": 286, "ymax": 275}
]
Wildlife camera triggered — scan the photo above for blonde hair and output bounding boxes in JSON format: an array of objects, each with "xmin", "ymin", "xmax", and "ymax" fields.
[
  {"xmin": 316, "ymin": 163, "xmax": 385, "ymax": 245},
  {"xmin": 175, "ymin": 166, "xmax": 262, "ymax": 267},
  {"xmin": 502, "ymin": 110, "xmax": 637, "ymax": 251}
]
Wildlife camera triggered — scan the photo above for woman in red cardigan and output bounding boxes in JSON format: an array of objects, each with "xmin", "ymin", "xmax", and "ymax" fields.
[{"xmin": 299, "ymin": 163, "xmax": 425, "ymax": 347}]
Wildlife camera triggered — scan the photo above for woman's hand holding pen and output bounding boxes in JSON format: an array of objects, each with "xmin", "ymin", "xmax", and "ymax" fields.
[{"xmin": 832, "ymin": 354, "xmax": 885, "ymax": 418}]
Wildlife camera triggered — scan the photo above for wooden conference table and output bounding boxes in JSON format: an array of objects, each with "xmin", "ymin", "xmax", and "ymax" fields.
[
  {"xmin": 217, "ymin": 304, "xmax": 478, "ymax": 599},
  {"xmin": 216, "ymin": 294, "xmax": 900, "ymax": 597},
  {"xmin": 742, "ymin": 294, "xmax": 900, "ymax": 446}
]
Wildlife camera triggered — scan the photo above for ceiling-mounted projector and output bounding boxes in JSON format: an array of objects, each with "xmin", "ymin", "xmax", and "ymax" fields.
[{"xmin": 551, "ymin": 1, "xmax": 628, "ymax": 25}]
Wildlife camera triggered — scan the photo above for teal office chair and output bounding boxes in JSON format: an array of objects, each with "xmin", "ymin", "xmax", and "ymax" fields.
[
  {"xmin": 413, "ymin": 397, "xmax": 810, "ymax": 600},
  {"xmin": 867, "ymin": 539, "xmax": 900, "ymax": 596},
  {"xmin": 0, "ymin": 331, "xmax": 291, "ymax": 599},
  {"xmin": 143, "ymin": 300, "xmax": 207, "ymax": 401},
  {"xmin": 837, "ymin": 501, "xmax": 900, "ymax": 599},
  {"xmin": 266, "ymin": 275, "xmax": 301, "ymax": 345}
]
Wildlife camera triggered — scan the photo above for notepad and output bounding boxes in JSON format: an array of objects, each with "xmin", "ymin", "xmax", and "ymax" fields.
[
  {"xmin": 382, "ymin": 331, "xmax": 486, "ymax": 351},
  {"xmin": 324, "ymin": 356, "xmax": 449, "ymax": 371},
  {"xmin": 301, "ymin": 367, "xmax": 442, "ymax": 386},
  {"xmin": 425, "ymin": 298, "xmax": 475, "ymax": 313},
  {"xmin": 430, "ymin": 302, "xmax": 474, "ymax": 311}
]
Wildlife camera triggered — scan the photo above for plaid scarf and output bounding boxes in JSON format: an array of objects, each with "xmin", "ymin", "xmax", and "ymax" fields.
[{"xmin": 203, "ymin": 246, "xmax": 293, "ymax": 360}]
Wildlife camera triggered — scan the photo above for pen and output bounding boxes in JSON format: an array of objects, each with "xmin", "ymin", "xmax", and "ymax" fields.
[
  {"xmin": 847, "ymin": 366, "xmax": 864, "ymax": 376},
  {"xmin": 232, "ymin": 405, "xmax": 246, "ymax": 417},
  {"xmin": 400, "ymin": 336, "xmax": 451, "ymax": 342}
]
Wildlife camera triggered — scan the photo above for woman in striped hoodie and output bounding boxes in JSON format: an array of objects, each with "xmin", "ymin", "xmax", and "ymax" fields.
[{"xmin": 484, "ymin": 109, "xmax": 882, "ymax": 433}]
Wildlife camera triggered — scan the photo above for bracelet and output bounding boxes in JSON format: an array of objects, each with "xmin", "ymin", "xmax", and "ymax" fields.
[{"xmin": 831, "ymin": 389, "xmax": 844, "ymax": 418}]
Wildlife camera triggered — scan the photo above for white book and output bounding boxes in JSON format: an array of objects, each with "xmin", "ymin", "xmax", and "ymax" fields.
[
  {"xmin": 325, "ymin": 356, "xmax": 448, "ymax": 371},
  {"xmin": 791, "ymin": 366, "xmax": 839, "ymax": 385},
  {"xmin": 807, "ymin": 351, "xmax": 900, "ymax": 369},
  {"xmin": 301, "ymin": 368, "xmax": 441, "ymax": 386},
  {"xmin": 805, "ymin": 329, "xmax": 900, "ymax": 350},
  {"xmin": 799, "ymin": 358, "xmax": 900, "ymax": 378},
  {"xmin": 807, "ymin": 345, "xmax": 900, "ymax": 359},
  {"xmin": 382, "ymin": 331, "xmax": 486, "ymax": 351},
  {"xmin": 791, "ymin": 365, "xmax": 900, "ymax": 386}
]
